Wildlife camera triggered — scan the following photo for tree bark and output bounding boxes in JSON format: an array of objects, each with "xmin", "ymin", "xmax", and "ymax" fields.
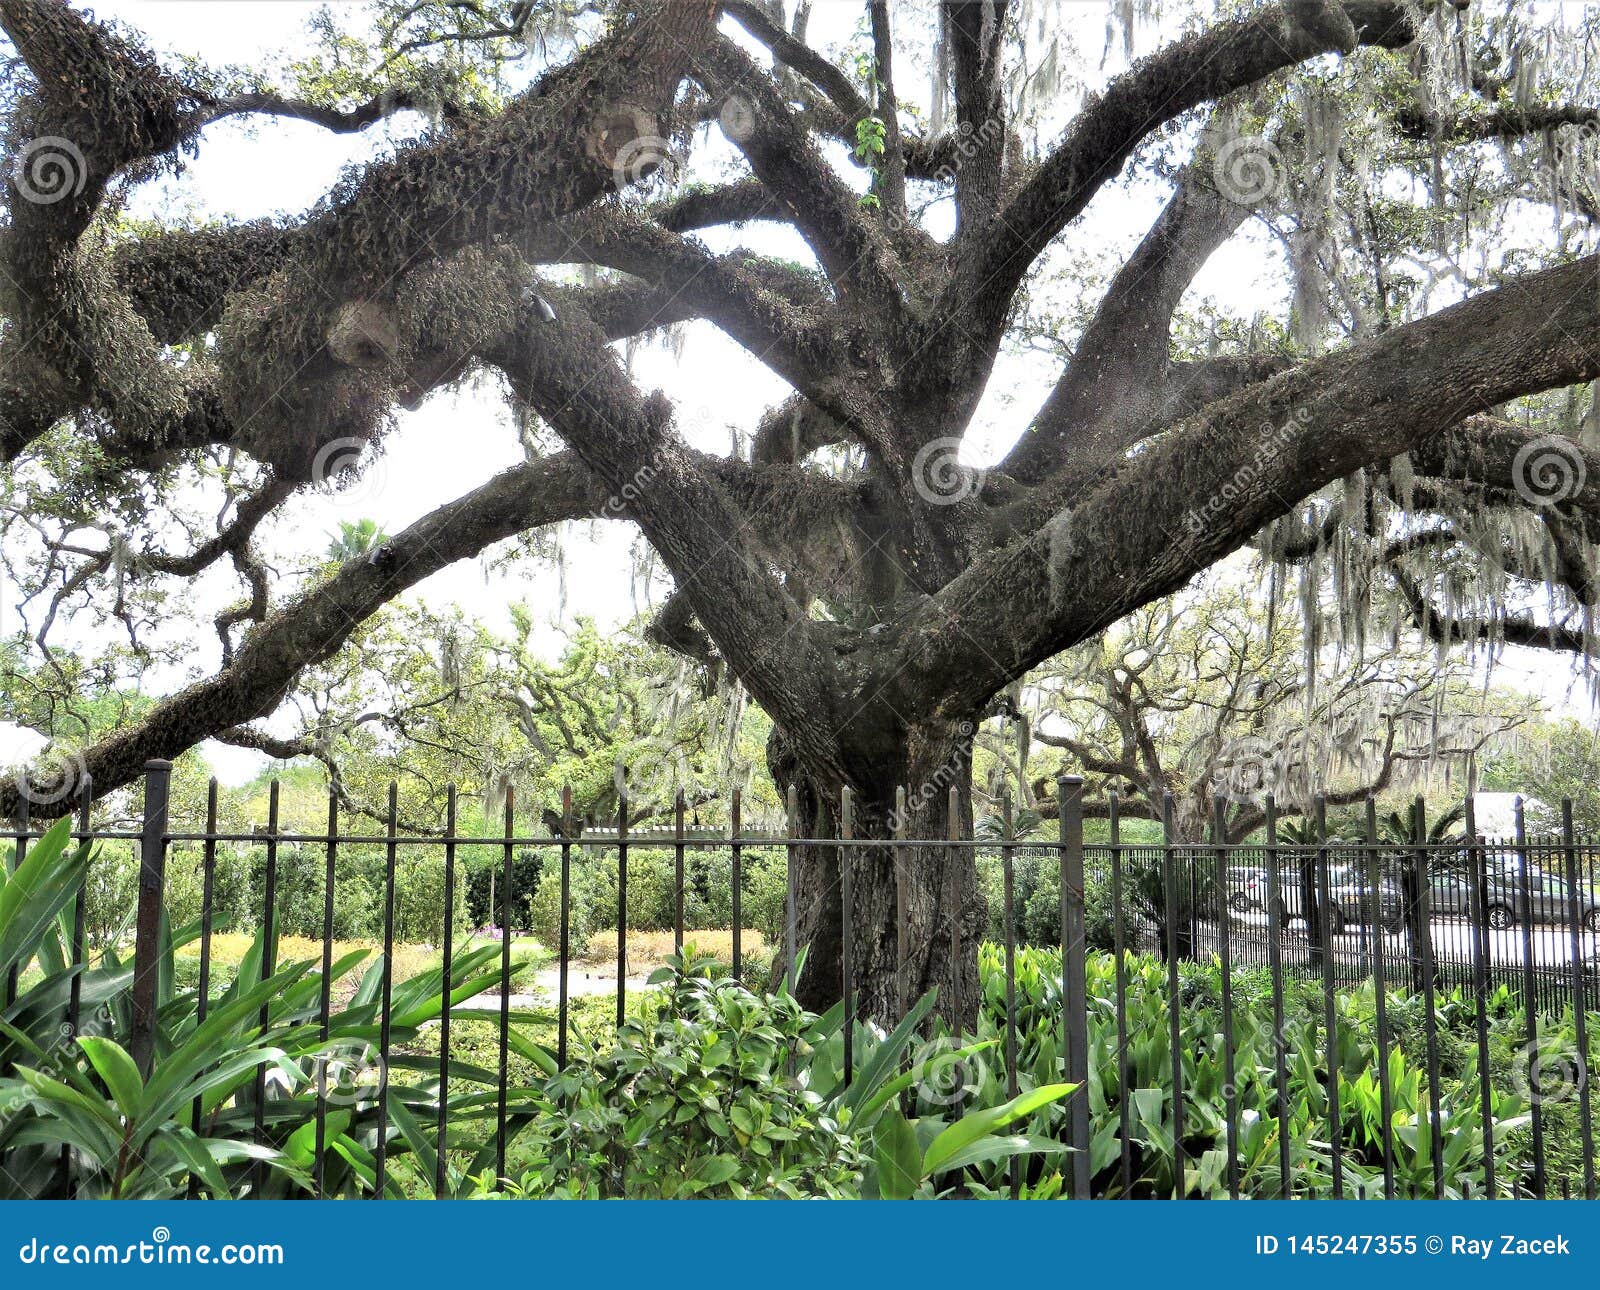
[{"xmin": 772, "ymin": 717, "xmax": 984, "ymax": 1030}]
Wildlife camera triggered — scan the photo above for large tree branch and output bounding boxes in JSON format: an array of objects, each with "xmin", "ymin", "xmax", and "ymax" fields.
[
  {"xmin": 693, "ymin": 34, "xmax": 909, "ymax": 325},
  {"xmin": 0, "ymin": 452, "xmax": 611, "ymax": 817},
  {"xmin": 919, "ymin": 2, "xmax": 1415, "ymax": 423},
  {"xmin": 1003, "ymin": 167, "xmax": 1253, "ymax": 481},
  {"xmin": 886, "ymin": 253, "xmax": 1600, "ymax": 716},
  {"xmin": 485, "ymin": 301, "xmax": 855, "ymax": 785},
  {"xmin": 1391, "ymin": 568, "xmax": 1590, "ymax": 655},
  {"xmin": 946, "ymin": 0, "xmax": 1009, "ymax": 231}
]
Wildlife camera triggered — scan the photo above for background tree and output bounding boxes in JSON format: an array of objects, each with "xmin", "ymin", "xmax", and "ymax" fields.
[
  {"xmin": 1021, "ymin": 576, "xmax": 1531, "ymax": 842},
  {"xmin": 4, "ymin": 0, "xmax": 1600, "ymax": 1021},
  {"xmin": 1480, "ymin": 717, "xmax": 1600, "ymax": 833},
  {"xmin": 215, "ymin": 604, "xmax": 774, "ymax": 833}
]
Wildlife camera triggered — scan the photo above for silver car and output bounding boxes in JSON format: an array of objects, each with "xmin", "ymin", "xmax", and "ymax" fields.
[{"xmin": 1430, "ymin": 866, "xmax": 1600, "ymax": 931}]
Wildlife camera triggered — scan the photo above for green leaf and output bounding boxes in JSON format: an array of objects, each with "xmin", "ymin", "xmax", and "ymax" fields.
[
  {"xmin": 872, "ymin": 1110, "xmax": 921, "ymax": 1200},
  {"xmin": 922, "ymin": 1083, "xmax": 1076, "ymax": 1177},
  {"xmin": 78, "ymin": 1036, "xmax": 144, "ymax": 1120}
]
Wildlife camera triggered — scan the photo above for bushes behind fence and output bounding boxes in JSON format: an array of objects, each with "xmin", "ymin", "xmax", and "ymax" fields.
[{"xmin": 79, "ymin": 837, "xmax": 787, "ymax": 952}]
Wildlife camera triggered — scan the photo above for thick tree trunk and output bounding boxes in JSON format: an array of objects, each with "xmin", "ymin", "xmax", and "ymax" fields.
[{"xmin": 769, "ymin": 718, "xmax": 984, "ymax": 1031}]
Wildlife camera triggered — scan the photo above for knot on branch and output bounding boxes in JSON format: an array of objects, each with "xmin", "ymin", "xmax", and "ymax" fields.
[
  {"xmin": 326, "ymin": 300, "xmax": 401, "ymax": 370},
  {"xmin": 582, "ymin": 104, "xmax": 671, "ymax": 187}
]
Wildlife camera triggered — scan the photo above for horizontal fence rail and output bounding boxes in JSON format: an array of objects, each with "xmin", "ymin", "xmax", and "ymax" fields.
[{"xmin": 3, "ymin": 762, "xmax": 1597, "ymax": 1200}]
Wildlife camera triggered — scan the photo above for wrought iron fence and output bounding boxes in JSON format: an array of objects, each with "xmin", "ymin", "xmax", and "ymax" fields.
[{"xmin": 5, "ymin": 761, "xmax": 1598, "ymax": 1199}]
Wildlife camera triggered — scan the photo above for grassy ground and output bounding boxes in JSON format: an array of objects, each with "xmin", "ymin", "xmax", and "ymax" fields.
[
  {"xmin": 172, "ymin": 931, "xmax": 554, "ymax": 1009},
  {"xmin": 572, "ymin": 927, "xmax": 767, "ymax": 974}
]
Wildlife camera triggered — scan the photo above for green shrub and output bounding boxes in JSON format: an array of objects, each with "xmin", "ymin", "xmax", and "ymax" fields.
[{"xmin": 509, "ymin": 953, "xmax": 862, "ymax": 1197}]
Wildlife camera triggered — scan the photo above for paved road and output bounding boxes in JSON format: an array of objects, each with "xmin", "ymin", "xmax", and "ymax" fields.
[{"xmin": 1163, "ymin": 910, "xmax": 1599, "ymax": 977}]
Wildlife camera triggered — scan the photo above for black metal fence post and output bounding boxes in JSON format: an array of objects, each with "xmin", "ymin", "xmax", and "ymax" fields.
[
  {"xmin": 129, "ymin": 759, "xmax": 172, "ymax": 1075},
  {"xmin": 616, "ymin": 773, "xmax": 629, "ymax": 1026},
  {"xmin": 557, "ymin": 784, "xmax": 572, "ymax": 1069},
  {"xmin": 946, "ymin": 783, "xmax": 963, "ymax": 1026},
  {"xmin": 1561, "ymin": 799, "xmax": 1595, "ymax": 1199},
  {"xmin": 5, "ymin": 790, "xmax": 26, "ymax": 1012},
  {"xmin": 1212, "ymin": 793, "xmax": 1239, "ymax": 1199},
  {"xmin": 1160, "ymin": 792, "xmax": 1186, "ymax": 1197},
  {"xmin": 1411, "ymin": 797, "xmax": 1445, "ymax": 1197},
  {"xmin": 840, "ymin": 785, "xmax": 855, "ymax": 1087},
  {"xmin": 1463, "ymin": 792, "xmax": 1496, "ymax": 1198},
  {"xmin": 1401, "ymin": 797, "xmax": 1428, "ymax": 996},
  {"xmin": 1514, "ymin": 795, "xmax": 1547, "ymax": 1196},
  {"xmin": 730, "ymin": 785, "xmax": 742, "ymax": 981},
  {"xmin": 894, "ymin": 785, "xmax": 908, "ymax": 1020},
  {"xmin": 1262, "ymin": 795, "xmax": 1292, "ymax": 1198},
  {"xmin": 1057, "ymin": 775, "xmax": 1091, "ymax": 1200},
  {"xmin": 674, "ymin": 788, "xmax": 687, "ymax": 953}
]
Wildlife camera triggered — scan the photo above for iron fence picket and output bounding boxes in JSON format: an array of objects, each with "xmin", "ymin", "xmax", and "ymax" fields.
[
  {"xmin": 374, "ymin": 782, "xmax": 398, "ymax": 1199},
  {"xmin": 1161, "ymin": 793, "xmax": 1186, "ymax": 1199},
  {"xmin": 315, "ymin": 788, "xmax": 337, "ymax": 1199},
  {"xmin": 497, "ymin": 789, "xmax": 515, "ymax": 1184},
  {"xmin": 1464, "ymin": 794, "xmax": 1496, "ymax": 1199},
  {"xmin": 1263, "ymin": 797, "xmax": 1291, "ymax": 1199},
  {"xmin": 1107, "ymin": 792, "xmax": 1133, "ymax": 1197},
  {"xmin": 1514, "ymin": 799, "xmax": 1546, "ymax": 1197},
  {"xmin": 1562, "ymin": 802, "xmax": 1595, "ymax": 1199},
  {"xmin": 1364, "ymin": 799, "xmax": 1394, "ymax": 1200}
]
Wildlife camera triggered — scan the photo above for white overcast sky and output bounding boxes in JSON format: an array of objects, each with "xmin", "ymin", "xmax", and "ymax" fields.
[{"xmin": 3, "ymin": 1, "xmax": 1595, "ymax": 780}]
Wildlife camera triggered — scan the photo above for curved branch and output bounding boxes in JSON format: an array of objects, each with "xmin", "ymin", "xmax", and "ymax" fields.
[
  {"xmin": 924, "ymin": 2, "xmax": 1415, "ymax": 414},
  {"xmin": 889, "ymin": 252, "xmax": 1600, "ymax": 715},
  {"xmin": 0, "ymin": 452, "xmax": 611, "ymax": 817},
  {"xmin": 1003, "ymin": 166, "xmax": 1254, "ymax": 481}
]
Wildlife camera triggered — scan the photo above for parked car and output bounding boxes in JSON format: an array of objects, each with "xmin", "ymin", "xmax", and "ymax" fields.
[
  {"xmin": 1431, "ymin": 865, "xmax": 1600, "ymax": 931},
  {"xmin": 1226, "ymin": 865, "xmax": 1270, "ymax": 913},
  {"xmin": 1259, "ymin": 861, "xmax": 1406, "ymax": 935}
]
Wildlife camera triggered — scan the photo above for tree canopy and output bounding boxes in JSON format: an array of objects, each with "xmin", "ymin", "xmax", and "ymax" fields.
[{"xmin": 5, "ymin": 0, "xmax": 1600, "ymax": 1017}]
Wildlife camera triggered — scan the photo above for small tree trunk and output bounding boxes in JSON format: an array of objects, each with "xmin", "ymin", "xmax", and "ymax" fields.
[{"xmin": 773, "ymin": 718, "xmax": 983, "ymax": 1030}]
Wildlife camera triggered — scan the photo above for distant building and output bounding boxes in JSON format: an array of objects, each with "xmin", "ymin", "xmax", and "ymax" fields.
[{"xmin": 1470, "ymin": 792, "xmax": 1555, "ymax": 837}]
